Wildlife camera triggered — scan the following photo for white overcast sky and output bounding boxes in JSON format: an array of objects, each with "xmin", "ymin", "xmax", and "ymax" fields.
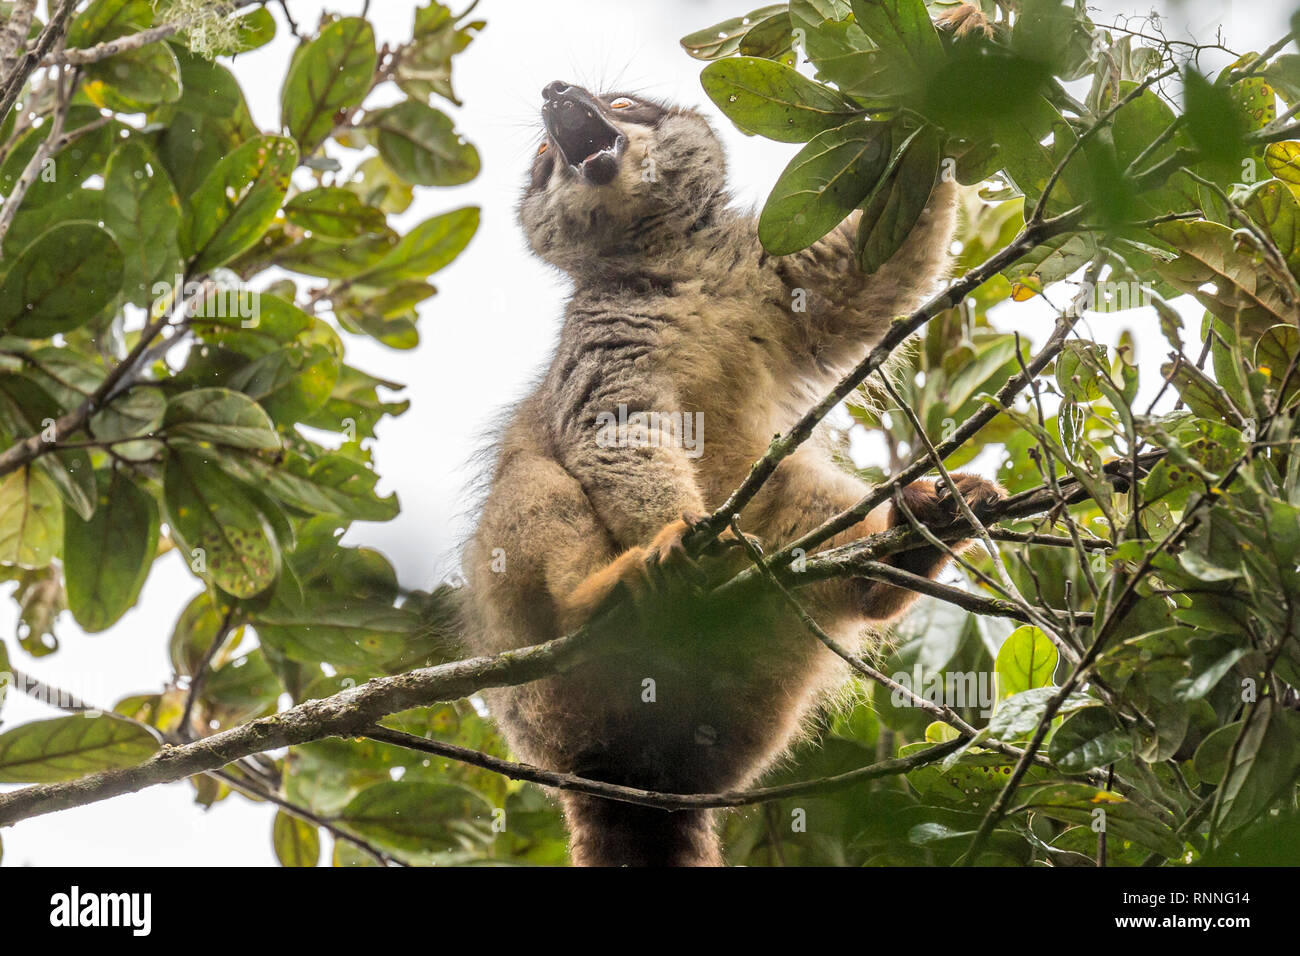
[{"xmin": 0, "ymin": 0, "xmax": 1291, "ymax": 866}]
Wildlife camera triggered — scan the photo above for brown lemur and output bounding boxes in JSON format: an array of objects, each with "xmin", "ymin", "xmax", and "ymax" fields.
[{"xmin": 463, "ymin": 80, "xmax": 1002, "ymax": 866}]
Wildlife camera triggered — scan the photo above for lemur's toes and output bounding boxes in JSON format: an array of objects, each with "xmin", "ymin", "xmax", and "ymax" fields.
[
  {"xmin": 715, "ymin": 527, "xmax": 763, "ymax": 557},
  {"xmin": 940, "ymin": 473, "xmax": 1006, "ymax": 521}
]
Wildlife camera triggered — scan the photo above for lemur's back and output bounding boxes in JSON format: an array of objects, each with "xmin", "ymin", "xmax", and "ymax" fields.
[{"xmin": 464, "ymin": 82, "xmax": 987, "ymax": 865}]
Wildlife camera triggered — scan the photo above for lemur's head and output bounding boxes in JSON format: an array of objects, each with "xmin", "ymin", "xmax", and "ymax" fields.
[{"xmin": 518, "ymin": 81, "xmax": 728, "ymax": 275}]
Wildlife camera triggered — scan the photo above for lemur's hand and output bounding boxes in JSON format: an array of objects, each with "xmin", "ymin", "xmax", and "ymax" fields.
[
  {"xmin": 558, "ymin": 514, "xmax": 762, "ymax": 630},
  {"xmin": 650, "ymin": 513, "xmax": 761, "ymax": 590}
]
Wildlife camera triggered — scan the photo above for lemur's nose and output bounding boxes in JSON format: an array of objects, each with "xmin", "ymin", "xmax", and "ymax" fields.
[{"xmin": 542, "ymin": 81, "xmax": 573, "ymax": 101}]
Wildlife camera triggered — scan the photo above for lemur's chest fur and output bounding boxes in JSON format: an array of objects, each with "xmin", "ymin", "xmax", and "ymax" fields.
[{"xmin": 538, "ymin": 221, "xmax": 866, "ymax": 514}]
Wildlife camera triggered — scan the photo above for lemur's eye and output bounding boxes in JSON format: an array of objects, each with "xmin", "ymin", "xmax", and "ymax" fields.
[
  {"xmin": 609, "ymin": 96, "xmax": 635, "ymax": 109},
  {"xmin": 536, "ymin": 142, "xmax": 549, "ymax": 155}
]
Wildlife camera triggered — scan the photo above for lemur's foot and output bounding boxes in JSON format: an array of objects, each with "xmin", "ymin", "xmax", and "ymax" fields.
[
  {"xmin": 853, "ymin": 474, "xmax": 1006, "ymax": 621},
  {"xmin": 932, "ymin": 473, "xmax": 1005, "ymax": 524},
  {"xmin": 890, "ymin": 474, "xmax": 1006, "ymax": 568},
  {"xmin": 935, "ymin": 1, "xmax": 994, "ymax": 40}
]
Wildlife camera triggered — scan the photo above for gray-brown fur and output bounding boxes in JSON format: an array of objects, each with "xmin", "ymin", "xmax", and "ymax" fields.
[{"xmin": 463, "ymin": 85, "xmax": 998, "ymax": 866}]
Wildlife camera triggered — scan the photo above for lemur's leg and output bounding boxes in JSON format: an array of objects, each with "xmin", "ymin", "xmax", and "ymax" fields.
[
  {"xmin": 768, "ymin": 180, "xmax": 959, "ymax": 364},
  {"xmin": 745, "ymin": 445, "xmax": 1003, "ymax": 624}
]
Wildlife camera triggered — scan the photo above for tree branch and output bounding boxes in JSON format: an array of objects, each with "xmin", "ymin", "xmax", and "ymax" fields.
[{"xmin": 0, "ymin": 630, "xmax": 596, "ymax": 828}]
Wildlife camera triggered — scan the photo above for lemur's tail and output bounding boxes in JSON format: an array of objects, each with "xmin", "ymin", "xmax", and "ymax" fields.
[{"xmin": 561, "ymin": 793, "xmax": 720, "ymax": 866}]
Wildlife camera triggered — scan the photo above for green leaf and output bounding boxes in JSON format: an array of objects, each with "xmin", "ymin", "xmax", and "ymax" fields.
[
  {"xmin": 0, "ymin": 714, "xmax": 158, "ymax": 783},
  {"xmin": 1193, "ymin": 721, "xmax": 1241, "ymax": 785},
  {"xmin": 254, "ymin": 601, "xmax": 417, "ymax": 668},
  {"xmin": 1217, "ymin": 700, "xmax": 1300, "ymax": 832},
  {"xmin": 68, "ymin": 0, "xmax": 152, "ymax": 46},
  {"xmin": 332, "ymin": 280, "xmax": 432, "ymax": 349},
  {"xmin": 163, "ymin": 450, "xmax": 279, "ymax": 599},
  {"xmin": 227, "ymin": 343, "xmax": 340, "ymax": 424},
  {"xmin": 396, "ymin": 0, "xmax": 484, "ymax": 106},
  {"xmin": 202, "ymin": 649, "xmax": 279, "ymax": 724},
  {"xmin": 1256, "ymin": 324, "xmax": 1300, "ymax": 407},
  {"xmin": 223, "ymin": 452, "xmax": 399, "ymax": 522},
  {"xmin": 0, "ymin": 373, "xmax": 97, "ymax": 519},
  {"xmin": 759, "ymin": 118, "xmax": 893, "ymax": 254},
  {"xmin": 63, "ymin": 469, "xmax": 158, "ymax": 632},
  {"xmin": 102, "ymin": 141, "xmax": 182, "ymax": 307},
  {"xmin": 1264, "ymin": 140, "xmax": 1300, "ymax": 197},
  {"xmin": 0, "ymin": 223, "xmax": 124, "ymax": 338},
  {"xmin": 681, "ymin": 5, "xmax": 788, "ymax": 59},
  {"xmin": 169, "ymin": 591, "xmax": 237, "ymax": 677},
  {"xmin": 338, "ymin": 781, "xmax": 493, "ymax": 854},
  {"xmin": 190, "ymin": 291, "xmax": 314, "ymax": 358},
  {"xmin": 285, "ymin": 187, "xmax": 387, "ymax": 239},
  {"xmin": 280, "ymin": 17, "xmax": 377, "ymax": 154},
  {"xmin": 700, "ymin": 55, "xmax": 861, "ymax": 142},
  {"xmin": 301, "ymin": 365, "xmax": 409, "ymax": 440},
  {"xmin": 985, "ymin": 687, "xmax": 1055, "ymax": 738},
  {"xmin": 273, "ymin": 809, "xmax": 321, "ymax": 867},
  {"xmin": 183, "ymin": 135, "xmax": 299, "ymax": 273},
  {"xmin": 0, "ymin": 467, "xmax": 63, "ymax": 569},
  {"xmin": 369, "ymin": 100, "xmax": 480, "ymax": 187},
  {"xmin": 1017, "ymin": 783, "xmax": 1182, "ymax": 857},
  {"xmin": 1048, "ymin": 707, "xmax": 1133, "ymax": 773},
  {"xmin": 82, "ymin": 40, "xmax": 181, "ymax": 112},
  {"xmin": 345, "ymin": 156, "xmax": 414, "ymax": 215},
  {"xmin": 856, "ymin": 125, "xmax": 940, "ymax": 273},
  {"xmin": 352, "ymin": 206, "xmax": 478, "ymax": 286},
  {"xmin": 791, "ymin": 0, "xmax": 894, "ymax": 101},
  {"xmin": 1183, "ymin": 66, "xmax": 1247, "ymax": 167},
  {"xmin": 162, "ymin": 388, "xmax": 282, "ymax": 451},
  {"xmin": 1242, "ymin": 179, "xmax": 1300, "ymax": 276},
  {"xmin": 197, "ymin": 6, "xmax": 276, "ymax": 56},
  {"xmin": 849, "ymin": 0, "xmax": 943, "ymax": 81},
  {"xmin": 995, "ymin": 625, "xmax": 1058, "ymax": 697},
  {"xmin": 155, "ymin": 51, "xmax": 259, "ymax": 199}
]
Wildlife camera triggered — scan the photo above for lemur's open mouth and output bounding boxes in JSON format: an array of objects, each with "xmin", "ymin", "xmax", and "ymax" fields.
[{"xmin": 541, "ymin": 81, "xmax": 625, "ymax": 186}]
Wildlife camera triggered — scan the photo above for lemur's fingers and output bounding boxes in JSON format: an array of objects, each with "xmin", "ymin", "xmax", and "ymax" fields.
[{"xmin": 646, "ymin": 517, "xmax": 710, "ymax": 590}]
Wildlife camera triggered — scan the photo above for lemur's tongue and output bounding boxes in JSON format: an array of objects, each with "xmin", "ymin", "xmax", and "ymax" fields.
[{"xmin": 543, "ymin": 94, "xmax": 623, "ymax": 186}]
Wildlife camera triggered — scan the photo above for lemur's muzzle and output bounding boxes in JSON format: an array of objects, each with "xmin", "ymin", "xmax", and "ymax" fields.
[{"xmin": 541, "ymin": 81, "xmax": 625, "ymax": 186}]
